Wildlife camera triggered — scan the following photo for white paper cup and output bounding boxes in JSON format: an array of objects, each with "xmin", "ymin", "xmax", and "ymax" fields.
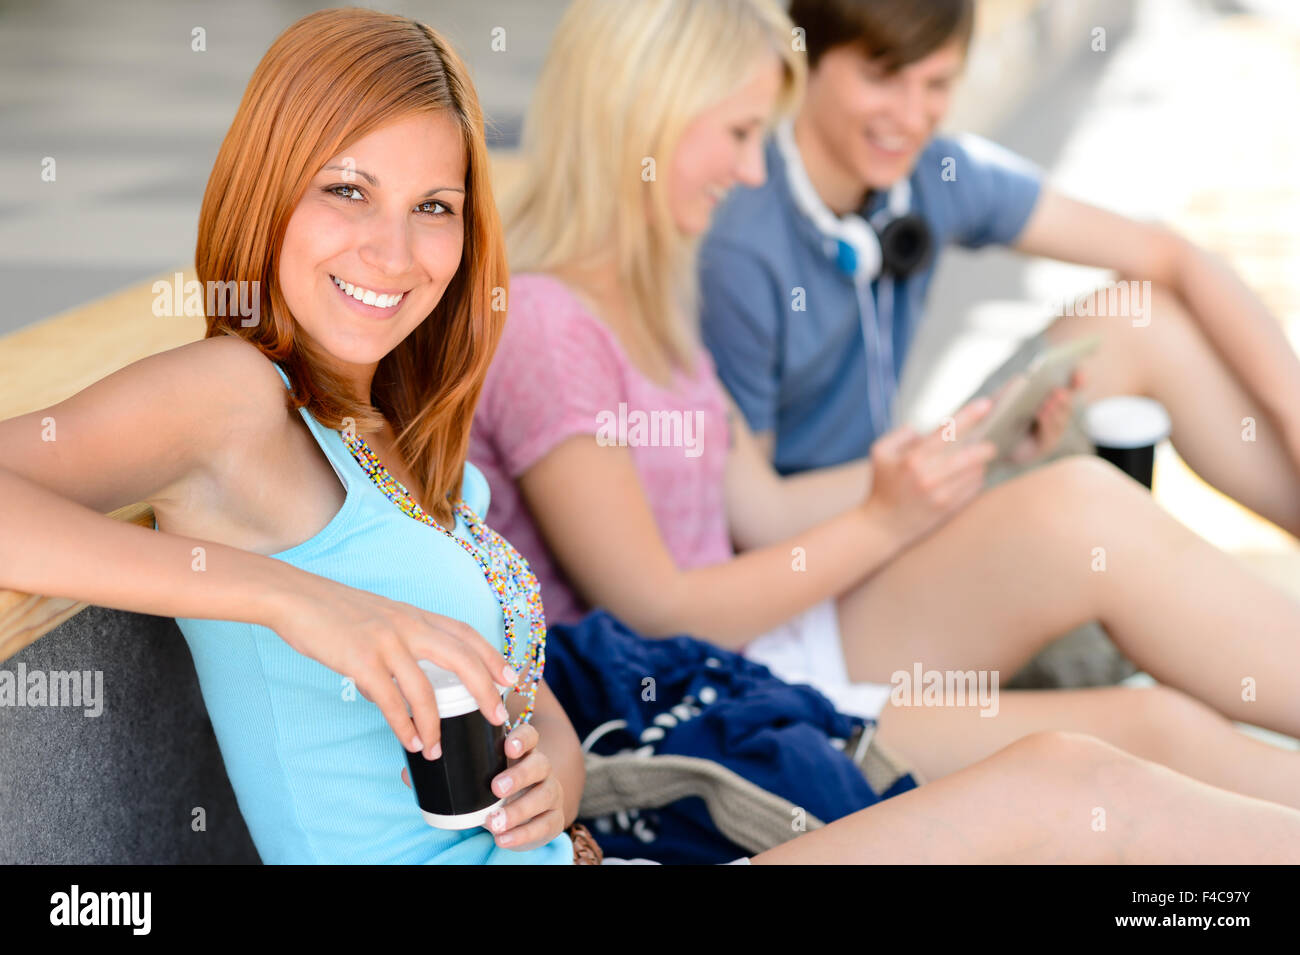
[
  {"xmin": 1083, "ymin": 396, "xmax": 1171, "ymax": 489},
  {"xmin": 403, "ymin": 660, "xmax": 507, "ymax": 830}
]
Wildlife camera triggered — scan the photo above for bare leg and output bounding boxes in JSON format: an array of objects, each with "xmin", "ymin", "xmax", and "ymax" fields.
[
  {"xmin": 838, "ymin": 455, "xmax": 1300, "ymax": 737},
  {"xmin": 873, "ymin": 684, "xmax": 1300, "ymax": 810},
  {"xmin": 753, "ymin": 731, "xmax": 1300, "ymax": 863},
  {"xmin": 1046, "ymin": 282, "xmax": 1300, "ymax": 535}
]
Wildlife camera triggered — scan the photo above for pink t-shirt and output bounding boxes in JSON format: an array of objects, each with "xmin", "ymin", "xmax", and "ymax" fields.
[{"xmin": 469, "ymin": 272, "xmax": 734, "ymax": 627}]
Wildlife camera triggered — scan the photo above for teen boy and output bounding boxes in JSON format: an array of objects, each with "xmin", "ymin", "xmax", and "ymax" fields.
[{"xmin": 699, "ymin": 0, "xmax": 1300, "ymax": 536}]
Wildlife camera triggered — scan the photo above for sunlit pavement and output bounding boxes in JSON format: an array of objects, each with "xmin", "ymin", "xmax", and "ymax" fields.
[{"xmin": 899, "ymin": 0, "xmax": 1300, "ymax": 575}]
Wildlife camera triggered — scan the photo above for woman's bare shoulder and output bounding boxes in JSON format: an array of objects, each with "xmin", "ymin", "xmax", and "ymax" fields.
[
  {"xmin": 0, "ymin": 334, "xmax": 292, "ymax": 515},
  {"xmin": 177, "ymin": 334, "xmax": 290, "ymax": 429},
  {"xmin": 122, "ymin": 334, "xmax": 292, "ymax": 460}
]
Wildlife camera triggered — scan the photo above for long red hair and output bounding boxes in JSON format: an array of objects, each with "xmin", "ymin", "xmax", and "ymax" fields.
[{"xmin": 196, "ymin": 7, "xmax": 506, "ymax": 527}]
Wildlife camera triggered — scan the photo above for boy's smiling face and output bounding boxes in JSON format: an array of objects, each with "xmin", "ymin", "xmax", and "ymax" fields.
[{"xmin": 804, "ymin": 38, "xmax": 965, "ymax": 191}]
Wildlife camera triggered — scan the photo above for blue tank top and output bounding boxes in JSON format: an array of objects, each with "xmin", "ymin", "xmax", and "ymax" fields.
[{"xmin": 161, "ymin": 360, "xmax": 573, "ymax": 864}]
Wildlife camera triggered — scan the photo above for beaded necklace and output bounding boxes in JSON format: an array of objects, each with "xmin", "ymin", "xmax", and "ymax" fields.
[{"xmin": 339, "ymin": 430, "xmax": 545, "ymax": 732}]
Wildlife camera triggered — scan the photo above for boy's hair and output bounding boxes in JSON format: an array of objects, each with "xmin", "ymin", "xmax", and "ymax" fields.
[{"xmin": 789, "ymin": 0, "xmax": 975, "ymax": 72}]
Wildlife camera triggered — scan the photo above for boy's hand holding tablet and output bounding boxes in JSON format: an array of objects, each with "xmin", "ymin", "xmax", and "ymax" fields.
[
  {"xmin": 954, "ymin": 334, "xmax": 1101, "ymax": 465},
  {"xmin": 862, "ymin": 335, "xmax": 1099, "ymax": 549}
]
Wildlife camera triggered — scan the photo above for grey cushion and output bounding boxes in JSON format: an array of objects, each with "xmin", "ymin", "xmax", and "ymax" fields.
[{"xmin": 0, "ymin": 605, "xmax": 258, "ymax": 864}]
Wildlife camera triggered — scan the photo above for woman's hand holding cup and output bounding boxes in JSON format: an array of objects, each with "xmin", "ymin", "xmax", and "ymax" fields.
[
  {"xmin": 400, "ymin": 721, "xmax": 567, "ymax": 851},
  {"xmin": 266, "ymin": 573, "xmax": 516, "ymax": 760}
]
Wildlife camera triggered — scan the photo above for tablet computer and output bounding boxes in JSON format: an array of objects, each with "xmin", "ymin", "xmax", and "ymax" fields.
[{"xmin": 957, "ymin": 334, "xmax": 1101, "ymax": 459}]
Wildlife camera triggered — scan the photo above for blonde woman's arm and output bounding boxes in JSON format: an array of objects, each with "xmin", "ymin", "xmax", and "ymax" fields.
[
  {"xmin": 722, "ymin": 393, "xmax": 873, "ymax": 551},
  {"xmin": 516, "ymin": 398, "xmax": 995, "ymax": 649}
]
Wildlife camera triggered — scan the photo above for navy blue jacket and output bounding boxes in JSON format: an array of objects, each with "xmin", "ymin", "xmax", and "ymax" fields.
[{"xmin": 544, "ymin": 610, "xmax": 916, "ymax": 864}]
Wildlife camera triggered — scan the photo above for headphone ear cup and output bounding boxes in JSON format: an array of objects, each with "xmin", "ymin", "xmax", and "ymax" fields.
[
  {"xmin": 878, "ymin": 214, "xmax": 932, "ymax": 277},
  {"xmin": 840, "ymin": 215, "xmax": 882, "ymax": 281}
]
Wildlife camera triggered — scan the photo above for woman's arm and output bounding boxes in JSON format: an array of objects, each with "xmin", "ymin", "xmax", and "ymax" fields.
[
  {"xmin": 510, "ymin": 681, "xmax": 583, "ymax": 827},
  {"xmin": 1014, "ymin": 187, "xmax": 1300, "ymax": 458},
  {"xmin": 517, "ymin": 400, "xmax": 995, "ymax": 648},
  {"xmin": 0, "ymin": 337, "xmax": 513, "ymax": 755},
  {"xmin": 0, "ymin": 337, "xmax": 297, "ymax": 626},
  {"xmin": 722, "ymin": 393, "xmax": 871, "ymax": 552}
]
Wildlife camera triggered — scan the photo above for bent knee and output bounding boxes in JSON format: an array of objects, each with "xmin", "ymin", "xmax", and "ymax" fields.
[
  {"xmin": 993, "ymin": 730, "xmax": 1176, "ymax": 813},
  {"xmin": 1037, "ymin": 454, "xmax": 1132, "ymax": 492},
  {"xmin": 1145, "ymin": 282, "xmax": 1194, "ymax": 330},
  {"xmin": 1013, "ymin": 455, "xmax": 1147, "ymax": 528},
  {"xmin": 1131, "ymin": 683, "xmax": 1205, "ymax": 722},
  {"xmin": 999, "ymin": 729, "xmax": 1120, "ymax": 766}
]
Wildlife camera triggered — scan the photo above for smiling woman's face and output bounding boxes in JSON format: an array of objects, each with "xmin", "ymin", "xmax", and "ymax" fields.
[
  {"xmin": 278, "ymin": 112, "xmax": 468, "ymax": 385},
  {"xmin": 667, "ymin": 52, "xmax": 784, "ymax": 237}
]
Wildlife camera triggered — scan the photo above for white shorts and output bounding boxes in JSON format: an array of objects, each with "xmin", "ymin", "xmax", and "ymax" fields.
[{"xmin": 741, "ymin": 598, "xmax": 892, "ymax": 721}]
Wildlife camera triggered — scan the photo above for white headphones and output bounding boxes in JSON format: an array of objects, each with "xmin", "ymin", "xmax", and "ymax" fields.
[
  {"xmin": 775, "ymin": 117, "xmax": 933, "ymax": 437},
  {"xmin": 774, "ymin": 117, "xmax": 930, "ymax": 285}
]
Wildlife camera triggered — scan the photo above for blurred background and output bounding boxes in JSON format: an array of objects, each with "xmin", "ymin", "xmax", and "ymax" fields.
[
  {"xmin": 2, "ymin": 0, "xmax": 1299, "ymax": 556},
  {"xmin": 6, "ymin": 0, "xmax": 1300, "ymax": 864}
]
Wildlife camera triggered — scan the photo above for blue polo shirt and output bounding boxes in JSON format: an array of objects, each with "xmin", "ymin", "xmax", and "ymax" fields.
[{"xmin": 698, "ymin": 133, "xmax": 1043, "ymax": 474}]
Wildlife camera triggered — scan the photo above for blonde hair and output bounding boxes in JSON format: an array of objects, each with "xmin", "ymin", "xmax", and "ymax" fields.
[{"xmin": 503, "ymin": 0, "xmax": 804, "ymax": 371}]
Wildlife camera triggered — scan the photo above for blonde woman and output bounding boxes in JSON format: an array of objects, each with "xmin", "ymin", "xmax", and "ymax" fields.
[{"xmin": 470, "ymin": 0, "xmax": 1300, "ymax": 822}]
